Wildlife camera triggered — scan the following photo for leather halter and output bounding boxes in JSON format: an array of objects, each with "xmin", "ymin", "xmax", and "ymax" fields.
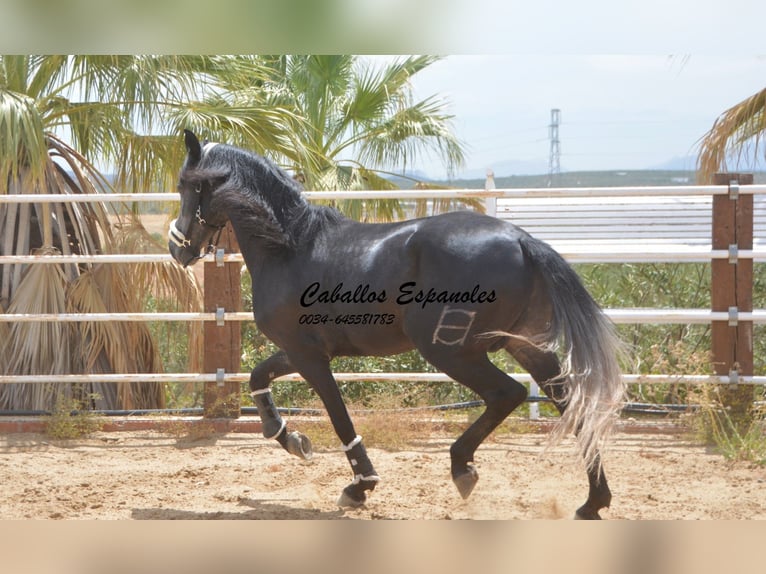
[
  {"xmin": 168, "ymin": 187, "xmax": 226, "ymax": 252},
  {"xmin": 168, "ymin": 142, "xmax": 225, "ymax": 252}
]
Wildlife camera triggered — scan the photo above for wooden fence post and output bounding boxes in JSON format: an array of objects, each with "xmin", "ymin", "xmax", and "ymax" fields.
[
  {"xmin": 711, "ymin": 173, "xmax": 754, "ymax": 423},
  {"xmin": 203, "ymin": 223, "xmax": 242, "ymax": 418}
]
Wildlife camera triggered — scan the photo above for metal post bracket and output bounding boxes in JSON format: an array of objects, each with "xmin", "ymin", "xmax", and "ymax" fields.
[
  {"xmin": 216, "ymin": 307, "xmax": 225, "ymax": 326},
  {"xmin": 728, "ymin": 306, "xmax": 739, "ymax": 327},
  {"xmin": 728, "ymin": 244, "xmax": 739, "ymax": 264},
  {"xmin": 728, "ymin": 180, "xmax": 740, "ymax": 200},
  {"xmin": 216, "ymin": 368, "xmax": 225, "ymax": 387}
]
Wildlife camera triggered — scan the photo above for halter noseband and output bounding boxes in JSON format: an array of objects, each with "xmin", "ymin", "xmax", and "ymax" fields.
[
  {"xmin": 169, "ymin": 142, "xmax": 226, "ymax": 253},
  {"xmin": 168, "ymin": 187, "xmax": 226, "ymax": 251}
]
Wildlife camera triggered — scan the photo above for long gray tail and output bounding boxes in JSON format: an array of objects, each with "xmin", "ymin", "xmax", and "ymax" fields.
[{"xmin": 518, "ymin": 233, "xmax": 626, "ymax": 470}]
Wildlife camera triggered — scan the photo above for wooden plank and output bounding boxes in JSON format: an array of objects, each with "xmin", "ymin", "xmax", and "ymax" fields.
[
  {"xmin": 498, "ymin": 199, "xmax": 713, "ymax": 208},
  {"xmin": 501, "ymin": 211, "xmax": 712, "ymax": 223},
  {"xmin": 494, "ymin": 188, "xmax": 766, "ymax": 253},
  {"xmin": 711, "ymin": 173, "xmax": 755, "ymax": 421},
  {"xmin": 496, "ymin": 194, "xmax": 719, "ymax": 248},
  {"xmin": 711, "ymin": 185, "xmax": 737, "ymax": 375},
  {"xmin": 499, "ymin": 195, "xmax": 713, "ymax": 205},
  {"xmin": 503, "ymin": 222, "xmax": 713, "ymax": 233},
  {"xmin": 203, "ymin": 223, "xmax": 242, "ymax": 418},
  {"xmin": 736, "ymin": 192, "xmax": 754, "ymax": 377},
  {"xmin": 520, "ymin": 230, "xmax": 713, "ymax": 241}
]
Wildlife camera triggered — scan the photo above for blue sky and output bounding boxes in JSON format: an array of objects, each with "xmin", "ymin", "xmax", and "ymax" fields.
[
  {"xmin": 4, "ymin": 0, "xmax": 764, "ymax": 181},
  {"xmin": 375, "ymin": 55, "xmax": 766, "ymax": 179}
]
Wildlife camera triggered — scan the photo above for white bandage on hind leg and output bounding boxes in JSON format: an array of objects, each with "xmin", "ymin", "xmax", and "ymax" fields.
[
  {"xmin": 341, "ymin": 435, "xmax": 363, "ymax": 452},
  {"xmin": 250, "ymin": 389, "xmax": 286, "ymax": 440},
  {"xmin": 263, "ymin": 419, "xmax": 286, "ymax": 441}
]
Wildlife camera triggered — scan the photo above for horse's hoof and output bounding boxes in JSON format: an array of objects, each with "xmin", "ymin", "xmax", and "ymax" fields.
[
  {"xmin": 337, "ymin": 475, "xmax": 379, "ymax": 508},
  {"xmin": 452, "ymin": 463, "xmax": 479, "ymax": 500},
  {"xmin": 337, "ymin": 487, "xmax": 367, "ymax": 509},
  {"xmin": 285, "ymin": 431, "xmax": 313, "ymax": 461},
  {"xmin": 574, "ymin": 506, "xmax": 603, "ymax": 520}
]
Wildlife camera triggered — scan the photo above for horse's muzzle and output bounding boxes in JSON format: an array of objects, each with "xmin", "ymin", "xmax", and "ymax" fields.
[
  {"xmin": 168, "ymin": 219, "xmax": 201, "ymax": 267},
  {"xmin": 168, "ymin": 241, "xmax": 202, "ymax": 268}
]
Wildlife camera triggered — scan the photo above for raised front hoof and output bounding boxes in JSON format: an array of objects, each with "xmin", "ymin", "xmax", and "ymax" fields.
[
  {"xmin": 452, "ymin": 463, "xmax": 479, "ymax": 500},
  {"xmin": 285, "ymin": 431, "xmax": 313, "ymax": 461},
  {"xmin": 574, "ymin": 505, "xmax": 603, "ymax": 520},
  {"xmin": 337, "ymin": 476, "xmax": 379, "ymax": 509}
]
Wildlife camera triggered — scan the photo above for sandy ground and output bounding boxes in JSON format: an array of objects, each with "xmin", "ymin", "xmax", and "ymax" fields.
[{"xmin": 1, "ymin": 424, "xmax": 765, "ymax": 520}]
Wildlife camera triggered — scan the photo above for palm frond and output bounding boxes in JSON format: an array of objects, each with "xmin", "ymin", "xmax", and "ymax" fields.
[
  {"xmin": 313, "ymin": 165, "xmax": 404, "ymax": 221},
  {"xmin": 0, "ymin": 89, "xmax": 48, "ymax": 184},
  {"xmin": 110, "ymin": 215, "xmax": 204, "ymax": 376},
  {"xmin": 345, "ymin": 55, "xmax": 441, "ymax": 127},
  {"xmin": 697, "ymin": 87, "xmax": 766, "ymax": 182},
  {"xmin": 0, "ymin": 251, "xmax": 72, "ymax": 410},
  {"xmin": 167, "ymin": 98, "xmax": 309, "ymax": 162},
  {"xmin": 67, "ymin": 263, "xmax": 166, "ymax": 410},
  {"xmin": 353, "ymin": 95, "xmax": 466, "ymax": 177}
]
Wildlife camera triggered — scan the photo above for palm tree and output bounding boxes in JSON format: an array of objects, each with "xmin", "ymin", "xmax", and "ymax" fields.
[
  {"xmin": 221, "ymin": 55, "xmax": 473, "ymax": 220},
  {"xmin": 0, "ymin": 55, "xmax": 300, "ymax": 411},
  {"xmin": 697, "ymin": 86, "xmax": 766, "ymax": 181},
  {"xmin": 0, "ymin": 54, "xmax": 469, "ymax": 412}
]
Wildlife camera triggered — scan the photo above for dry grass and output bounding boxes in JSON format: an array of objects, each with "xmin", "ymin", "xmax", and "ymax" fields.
[
  {"xmin": 276, "ymin": 397, "xmax": 540, "ymax": 453},
  {"xmin": 684, "ymin": 384, "xmax": 766, "ymax": 466},
  {"xmin": 292, "ymin": 399, "xmax": 441, "ymax": 452},
  {"xmin": 44, "ymin": 395, "xmax": 104, "ymax": 440},
  {"xmin": 161, "ymin": 418, "xmax": 221, "ymax": 443}
]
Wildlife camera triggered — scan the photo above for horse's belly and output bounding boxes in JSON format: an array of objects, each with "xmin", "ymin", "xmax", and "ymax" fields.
[{"xmin": 317, "ymin": 312, "xmax": 413, "ymax": 357}]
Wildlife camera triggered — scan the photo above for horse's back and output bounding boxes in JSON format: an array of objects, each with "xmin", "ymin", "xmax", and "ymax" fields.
[
  {"xmin": 405, "ymin": 211, "xmax": 529, "ymax": 275},
  {"xmin": 396, "ymin": 211, "xmax": 540, "ymax": 352}
]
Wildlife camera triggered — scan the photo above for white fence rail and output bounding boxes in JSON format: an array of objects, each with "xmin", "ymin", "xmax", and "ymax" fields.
[
  {"xmin": 1, "ymin": 182, "xmax": 765, "ymax": 397},
  {"xmin": 2, "ymin": 309, "xmax": 766, "ymax": 325}
]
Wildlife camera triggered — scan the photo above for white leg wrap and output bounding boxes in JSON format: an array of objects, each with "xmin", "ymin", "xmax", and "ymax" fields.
[
  {"xmin": 264, "ymin": 419, "xmax": 286, "ymax": 441},
  {"xmin": 351, "ymin": 474, "xmax": 381, "ymax": 485},
  {"xmin": 341, "ymin": 435, "xmax": 363, "ymax": 452},
  {"xmin": 251, "ymin": 389, "xmax": 286, "ymax": 440}
]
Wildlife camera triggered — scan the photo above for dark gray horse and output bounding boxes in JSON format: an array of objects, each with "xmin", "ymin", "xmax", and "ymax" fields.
[{"xmin": 168, "ymin": 130, "xmax": 625, "ymax": 519}]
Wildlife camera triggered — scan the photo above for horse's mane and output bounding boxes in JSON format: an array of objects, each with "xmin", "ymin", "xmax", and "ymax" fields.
[{"xmin": 183, "ymin": 145, "xmax": 345, "ymax": 251}]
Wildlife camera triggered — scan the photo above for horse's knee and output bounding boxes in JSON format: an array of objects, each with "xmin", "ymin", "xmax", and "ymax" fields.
[
  {"xmin": 248, "ymin": 351, "xmax": 291, "ymax": 393},
  {"xmin": 248, "ymin": 362, "xmax": 276, "ymax": 393}
]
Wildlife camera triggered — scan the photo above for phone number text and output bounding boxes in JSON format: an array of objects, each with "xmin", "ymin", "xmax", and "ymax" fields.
[{"xmin": 298, "ymin": 313, "xmax": 395, "ymax": 326}]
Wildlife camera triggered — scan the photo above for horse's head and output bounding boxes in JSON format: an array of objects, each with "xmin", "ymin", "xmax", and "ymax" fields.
[{"xmin": 168, "ymin": 130, "xmax": 229, "ymax": 267}]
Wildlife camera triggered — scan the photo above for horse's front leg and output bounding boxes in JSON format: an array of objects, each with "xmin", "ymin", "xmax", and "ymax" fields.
[
  {"xmin": 249, "ymin": 350, "xmax": 312, "ymax": 460},
  {"xmin": 289, "ymin": 353, "xmax": 380, "ymax": 508}
]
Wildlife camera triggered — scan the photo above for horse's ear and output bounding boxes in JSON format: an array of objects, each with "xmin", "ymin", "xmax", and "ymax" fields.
[{"xmin": 184, "ymin": 129, "xmax": 202, "ymax": 165}]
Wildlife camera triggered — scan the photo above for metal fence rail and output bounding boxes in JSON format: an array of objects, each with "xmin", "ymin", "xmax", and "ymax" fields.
[{"xmin": 1, "ymin": 181, "xmax": 765, "ymax": 418}]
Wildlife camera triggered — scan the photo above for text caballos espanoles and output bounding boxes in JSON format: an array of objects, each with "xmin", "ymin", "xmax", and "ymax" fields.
[{"xmin": 300, "ymin": 281, "xmax": 496, "ymax": 310}]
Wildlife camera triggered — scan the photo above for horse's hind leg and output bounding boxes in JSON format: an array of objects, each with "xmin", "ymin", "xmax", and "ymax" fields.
[
  {"xmin": 421, "ymin": 349, "xmax": 528, "ymax": 500},
  {"xmin": 508, "ymin": 342, "xmax": 611, "ymax": 519},
  {"xmin": 249, "ymin": 350, "xmax": 312, "ymax": 460}
]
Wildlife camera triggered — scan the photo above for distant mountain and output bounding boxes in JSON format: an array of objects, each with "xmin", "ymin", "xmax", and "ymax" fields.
[
  {"xmin": 426, "ymin": 169, "xmax": 704, "ymax": 190},
  {"xmin": 456, "ymin": 158, "xmax": 551, "ymax": 180},
  {"xmin": 649, "ymin": 155, "xmax": 698, "ymax": 171}
]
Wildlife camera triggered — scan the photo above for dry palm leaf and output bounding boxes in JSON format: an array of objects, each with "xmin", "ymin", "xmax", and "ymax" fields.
[
  {"xmin": 0, "ymin": 249, "xmax": 72, "ymax": 410},
  {"xmin": 698, "ymin": 87, "xmax": 766, "ymax": 182}
]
